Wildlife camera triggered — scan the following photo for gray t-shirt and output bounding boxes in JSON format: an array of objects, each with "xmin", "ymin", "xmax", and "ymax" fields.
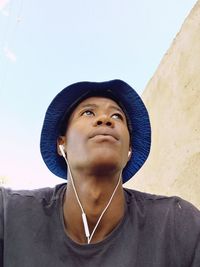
[{"xmin": 0, "ymin": 183, "xmax": 200, "ymax": 267}]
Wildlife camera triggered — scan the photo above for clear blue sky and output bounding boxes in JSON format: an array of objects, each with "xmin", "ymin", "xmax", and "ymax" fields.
[{"xmin": 0, "ymin": 0, "xmax": 197, "ymax": 188}]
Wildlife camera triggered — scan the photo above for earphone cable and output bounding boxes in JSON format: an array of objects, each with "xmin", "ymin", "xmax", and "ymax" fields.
[{"xmin": 60, "ymin": 146, "xmax": 121, "ymax": 244}]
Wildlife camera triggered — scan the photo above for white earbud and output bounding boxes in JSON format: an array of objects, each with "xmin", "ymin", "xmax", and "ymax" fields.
[
  {"xmin": 59, "ymin": 144, "xmax": 66, "ymax": 159},
  {"xmin": 128, "ymin": 151, "xmax": 131, "ymax": 157}
]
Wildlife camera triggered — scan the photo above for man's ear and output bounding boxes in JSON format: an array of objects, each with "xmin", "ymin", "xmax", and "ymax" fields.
[{"xmin": 57, "ymin": 136, "xmax": 66, "ymax": 156}]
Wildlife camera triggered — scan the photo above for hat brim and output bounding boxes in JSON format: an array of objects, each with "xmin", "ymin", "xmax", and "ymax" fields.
[{"xmin": 40, "ymin": 79, "xmax": 151, "ymax": 183}]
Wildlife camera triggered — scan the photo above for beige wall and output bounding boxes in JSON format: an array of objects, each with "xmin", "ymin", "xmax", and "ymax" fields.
[{"xmin": 125, "ymin": 1, "xmax": 200, "ymax": 209}]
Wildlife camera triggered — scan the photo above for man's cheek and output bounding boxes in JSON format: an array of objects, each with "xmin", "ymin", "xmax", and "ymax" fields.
[{"xmin": 67, "ymin": 130, "xmax": 86, "ymax": 150}]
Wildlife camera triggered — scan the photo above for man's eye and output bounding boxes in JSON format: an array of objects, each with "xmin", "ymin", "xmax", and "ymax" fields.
[
  {"xmin": 111, "ymin": 113, "xmax": 123, "ymax": 120},
  {"xmin": 82, "ymin": 110, "xmax": 95, "ymax": 116}
]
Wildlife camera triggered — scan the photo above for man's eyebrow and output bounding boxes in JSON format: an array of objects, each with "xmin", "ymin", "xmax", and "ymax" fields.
[
  {"xmin": 109, "ymin": 105, "xmax": 124, "ymax": 114},
  {"xmin": 78, "ymin": 103, "xmax": 98, "ymax": 110}
]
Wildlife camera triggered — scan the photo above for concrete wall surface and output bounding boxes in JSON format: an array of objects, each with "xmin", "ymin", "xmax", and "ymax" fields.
[{"xmin": 125, "ymin": 1, "xmax": 200, "ymax": 209}]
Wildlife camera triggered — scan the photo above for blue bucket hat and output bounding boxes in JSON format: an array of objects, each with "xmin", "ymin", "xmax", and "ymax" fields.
[{"xmin": 40, "ymin": 79, "xmax": 151, "ymax": 183}]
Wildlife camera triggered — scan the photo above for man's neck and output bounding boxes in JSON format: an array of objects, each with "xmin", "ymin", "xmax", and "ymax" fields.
[{"xmin": 62, "ymin": 169, "xmax": 125, "ymax": 244}]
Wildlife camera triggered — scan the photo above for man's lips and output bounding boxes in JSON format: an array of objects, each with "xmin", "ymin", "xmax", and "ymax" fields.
[
  {"xmin": 91, "ymin": 134, "xmax": 117, "ymax": 142},
  {"xmin": 89, "ymin": 129, "xmax": 119, "ymax": 141}
]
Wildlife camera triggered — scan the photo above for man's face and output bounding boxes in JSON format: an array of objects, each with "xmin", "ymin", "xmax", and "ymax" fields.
[{"xmin": 59, "ymin": 96, "xmax": 131, "ymax": 174}]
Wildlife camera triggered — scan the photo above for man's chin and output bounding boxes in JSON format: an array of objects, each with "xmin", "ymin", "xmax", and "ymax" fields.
[{"xmin": 88, "ymin": 156, "xmax": 122, "ymax": 175}]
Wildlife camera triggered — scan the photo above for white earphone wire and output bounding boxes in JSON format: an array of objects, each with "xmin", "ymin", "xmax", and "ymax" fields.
[{"xmin": 59, "ymin": 144, "xmax": 121, "ymax": 244}]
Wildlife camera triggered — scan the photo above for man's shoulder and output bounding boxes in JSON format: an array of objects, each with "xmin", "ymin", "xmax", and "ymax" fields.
[
  {"xmin": 0, "ymin": 183, "xmax": 67, "ymax": 206},
  {"xmin": 123, "ymin": 187, "xmax": 181, "ymax": 203},
  {"xmin": 123, "ymin": 187, "xmax": 200, "ymax": 218}
]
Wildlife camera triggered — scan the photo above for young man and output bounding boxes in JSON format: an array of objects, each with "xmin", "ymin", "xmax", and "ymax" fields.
[{"xmin": 0, "ymin": 80, "xmax": 200, "ymax": 266}]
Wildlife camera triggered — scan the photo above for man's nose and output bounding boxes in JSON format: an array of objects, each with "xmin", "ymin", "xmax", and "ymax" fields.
[{"xmin": 93, "ymin": 114, "xmax": 114, "ymax": 127}]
